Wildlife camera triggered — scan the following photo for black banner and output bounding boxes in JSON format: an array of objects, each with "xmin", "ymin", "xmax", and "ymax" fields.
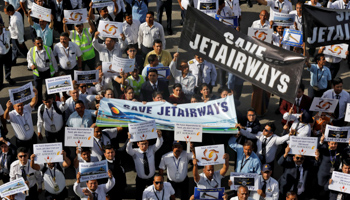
[
  {"xmin": 179, "ymin": 7, "xmax": 305, "ymax": 103},
  {"xmin": 303, "ymin": 5, "xmax": 350, "ymax": 48}
]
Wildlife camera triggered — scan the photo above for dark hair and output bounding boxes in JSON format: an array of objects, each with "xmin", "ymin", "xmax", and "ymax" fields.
[
  {"xmin": 266, "ymin": 122, "xmax": 276, "ymax": 133},
  {"xmin": 4, "ymin": 4, "xmax": 15, "ymax": 12},
  {"xmin": 219, "ymin": 0, "xmax": 225, "ymax": 5},
  {"xmin": 146, "ymin": 11, "xmax": 155, "ymax": 16},
  {"xmin": 124, "ymin": 86, "xmax": 134, "ymax": 93},
  {"xmin": 152, "ymin": 91, "xmax": 163, "ymax": 98},
  {"xmin": 199, "ymin": 83, "xmax": 210, "ymax": 91},
  {"xmin": 75, "ymin": 100, "xmax": 85, "ymax": 107},
  {"xmin": 286, "ymin": 191, "xmax": 297, "ymax": 197},
  {"xmin": 81, "ymin": 147, "xmax": 91, "ymax": 153},
  {"xmin": 247, "ymin": 108, "xmax": 256, "ymax": 114},
  {"xmin": 126, "ymin": 44, "xmax": 138, "ymax": 53},
  {"xmin": 123, "ymin": 12, "xmax": 132, "ymax": 18},
  {"xmin": 153, "ymin": 39, "xmax": 162, "ymax": 46},
  {"xmin": 34, "ymin": 37, "xmax": 43, "ymax": 42},
  {"xmin": 173, "ymin": 83, "xmax": 182, "ymax": 90},
  {"xmin": 17, "ymin": 147, "xmax": 28, "ymax": 155},
  {"xmin": 104, "ymin": 88, "xmax": 114, "ymax": 97},
  {"xmin": 301, "ymin": 110, "xmax": 312, "ymax": 124},
  {"xmin": 296, "ymin": 1, "xmax": 303, "ymax": 6},
  {"xmin": 218, "ymin": 86, "xmax": 230, "ymax": 95},
  {"xmin": 332, "ymin": 77, "xmax": 343, "ymax": 86},
  {"xmin": 298, "ymin": 83, "xmax": 305, "ymax": 92},
  {"xmin": 243, "ymin": 140, "xmax": 254, "ymax": 148},
  {"xmin": 154, "ymin": 173, "xmax": 163, "ymax": 179},
  {"xmin": 315, "ymin": 54, "xmax": 325, "ymax": 63},
  {"xmin": 60, "ymin": 32, "xmax": 69, "ymax": 38},
  {"xmin": 103, "ymin": 145, "xmax": 114, "ymax": 152},
  {"xmin": 148, "ymin": 55, "xmax": 157, "ymax": 63},
  {"xmin": 191, "ymin": 94, "xmax": 201, "ymax": 101},
  {"xmin": 148, "ymin": 68, "xmax": 158, "ymax": 75},
  {"xmin": 42, "ymin": 93, "xmax": 54, "ymax": 101}
]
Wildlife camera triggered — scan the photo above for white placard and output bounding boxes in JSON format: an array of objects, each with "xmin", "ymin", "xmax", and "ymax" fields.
[
  {"xmin": 248, "ymin": 27, "xmax": 273, "ymax": 43},
  {"xmin": 113, "ymin": 56, "xmax": 135, "ymax": 73},
  {"xmin": 65, "ymin": 127, "xmax": 94, "ymax": 147},
  {"xmin": 0, "ymin": 178, "xmax": 29, "ymax": 197},
  {"xmin": 45, "ymin": 75, "xmax": 74, "ymax": 94},
  {"xmin": 79, "ymin": 160, "xmax": 109, "ymax": 182},
  {"xmin": 288, "ymin": 136, "xmax": 318, "ymax": 157},
  {"xmin": 33, "ymin": 143, "xmax": 63, "ymax": 164},
  {"xmin": 230, "ymin": 172, "xmax": 259, "ymax": 191},
  {"xmin": 325, "ymin": 124, "xmax": 350, "ymax": 143},
  {"xmin": 74, "ymin": 70, "xmax": 99, "ymax": 84},
  {"xmin": 64, "ymin": 9, "xmax": 88, "ymax": 24},
  {"xmin": 310, "ymin": 97, "xmax": 339, "ymax": 113},
  {"xmin": 197, "ymin": 0, "xmax": 218, "ymax": 17},
  {"xmin": 128, "ymin": 120, "xmax": 157, "ymax": 142},
  {"xmin": 9, "ymin": 82, "xmax": 34, "ymax": 104},
  {"xmin": 0, "ymin": 105, "xmax": 4, "ymax": 116},
  {"xmin": 271, "ymin": 11, "xmax": 295, "ymax": 26},
  {"xmin": 328, "ymin": 171, "xmax": 350, "ymax": 194},
  {"xmin": 92, "ymin": 0, "xmax": 114, "ymax": 8},
  {"xmin": 174, "ymin": 123, "xmax": 203, "ymax": 142},
  {"xmin": 195, "ymin": 144, "xmax": 225, "ymax": 166},
  {"xmin": 98, "ymin": 21, "xmax": 123, "ymax": 38},
  {"xmin": 30, "ymin": 4, "xmax": 51, "ymax": 22},
  {"xmin": 345, "ymin": 103, "xmax": 350, "ymax": 122},
  {"xmin": 324, "ymin": 44, "xmax": 349, "ymax": 59}
]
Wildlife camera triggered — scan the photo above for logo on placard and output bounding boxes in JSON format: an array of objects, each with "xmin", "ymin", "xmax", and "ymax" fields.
[
  {"xmin": 316, "ymin": 100, "xmax": 333, "ymax": 110},
  {"xmin": 103, "ymin": 24, "xmax": 118, "ymax": 35},
  {"xmin": 340, "ymin": 185, "xmax": 347, "ymax": 192},
  {"xmin": 44, "ymin": 156, "xmax": 52, "ymax": 163},
  {"xmin": 69, "ymin": 12, "xmax": 83, "ymax": 21},
  {"xmin": 328, "ymin": 130, "xmax": 347, "ymax": 139},
  {"xmin": 298, "ymin": 149, "xmax": 306, "ymax": 155},
  {"xmin": 329, "ymin": 45, "xmax": 343, "ymax": 55},
  {"xmin": 253, "ymin": 30, "xmax": 268, "ymax": 41},
  {"xmin": 202, "ymin": 149, "xmax": 219, "ymax": 161}
]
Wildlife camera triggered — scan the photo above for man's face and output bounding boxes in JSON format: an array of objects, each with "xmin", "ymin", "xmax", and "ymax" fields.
[
  {"xmin": 104, "ymin": 148, "xmax": 115, "ymax": 160},
  {"xmin": 39, "ymin": 20, "xmax": 47, "ymax": 28},
  {"xmin": 81, "ymin": 151, "xmax": 91, "ymax": 161},
  {"xmin": 263, "ymin": 126, "xmax": 273, "ymax": 137},
  {"xmin": 87, "ymin": 180, "xmax": 98, "ymax": 191},
  {"xmin": 342, "ymin": 164, "xmax": 350, "ymax": 174},
  {"xmin": 333, "ymin": 83, "xmax": 343, "ymax": 94},
  {"xmin": 204, "ymin": 165, "xmax": 215, "ymax": 180},
  {"xmin": 100, "ymin": 8, "xmax": 108, "ymax": 18},
  {"xmin": 172, "ymin": 144, "xmax": 183, "ymax": 157},
  {"xmin": 127, "ymin": 48, "xmax": 137, "ymax": 58},
  {"xmin": 131, "ymin": 69, "xmax": 139, "ymax": 79},
  {"xmin": 296, "ymin": 88, "xmax": 303, "ymax": 98},
  {"xmin": 277, "ymin": 26, "xmax": 284, "ymax": 36},
  {"xmin": 79, "ymin": 84, "xmax": 87, "ymax": 94},
  {"xmin": 237, "ymin": 187, "xmax": 249, "ymax": 200},
  {"xmin": 180, "ymin": 64, "xmax": 189, "ymax": 74},
  {"xmin": 36, "ymin": 0, "xmax": 44, "ymax": 6},
  {"xmin": 70, "ymin": 90, "xmax": 80, "ymax": 101},
  {"xmin": 74, "ymin": 24, "xmax": 84, "ymax": 33},
  {"xmin": 35, "ymin": 39, "xmax": 43, "ymax": 49},
  {"xmin": 262, "ymin": 170, "xmax": 272, "ymax": 180},
  {"xmin": 247, "ymin": 111, "xmax": 256, "ymax": 122},
  {"xmin": 148, "ymin": 72, "xmax": 158, "ymax": 82},
  {"xmin": 105, "ymin": 38, "xmax": 116, "ymax": 49},
  {"xmin": 125, "ymin": 15, "xmax": 133, "ymax": 24},
  {"xmin": 60, "ymin": 36, "xmax": 69, "ymax": 46},
  {"xmin": 317, "ymin": 56, "xmax": 326, "ymax": 67},
  {"xmin": 14, "ymin": 103, "xmax": 24, "ymax": 115},
  {"xmin": 150, "ymin": 57, "xmax": 159, "ymax": 66},
  {"xmin": 286, "ymin": 194, "xmax": 298, "ymax": 200},
  {"xmin": 153, "ymin": 43, "xmax": 162, "ymax": 53},
  {"xmin": 43, "ymin": 99, "xmax": 53, "ymax": 108},
  {"xmin": 153, "ymin": 176, "xmax": 164, "ymax": 191},
  {"xmin": 195, "ymin": 55, "xmax": 204, "ymax": 63},
  {"xmin": 137, "ymin": 141, "xmax": 149, "ymax": 152},
  {"xmin": 296, "ymin": 4, "xmax": 302, "ymax": 14},
  {"xmin": 293, "ymin": 155, "xmax": 305, "ymax": 165},
  {"xmin": 4, "ymin": 9, "xmax": 12, "ymax": 16},
  {"xmin": 17, "ymin": 152, "xmax": 28, "ymax": 165},
  {"xmin": 328, "ymin": 141, "xmax": 338, "ymax": 150},
  {"xmin": 259, "ymin": 11, "xmax": 268, "ymax": 21},
  {"xmin": 0, "ymin": 144, "xmax": 9, "ymax": 153},
  {"xmin": 75, "ymin": 103, "xmax": 85, "ymax": 115},
  {"xmin": 243, "ymin": 145, "xmax": 253, "ymax": 157},
  {"xmin": 146, "ymin": 14, "xmax": 154, "ymax": 24},
  {"xmin": 94, "ymin": 127, "xmax": 102, "ymax": 138}
]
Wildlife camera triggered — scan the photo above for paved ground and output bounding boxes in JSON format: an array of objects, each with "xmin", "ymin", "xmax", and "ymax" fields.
[{"xmin": 0, "ymin": 0, "xmax": 349, "ymax": 199}]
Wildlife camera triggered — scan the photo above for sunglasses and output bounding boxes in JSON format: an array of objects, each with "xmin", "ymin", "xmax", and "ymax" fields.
[
  {"xmin": 295, "ymin": 157, "xmax": 304, "ymax": 160},
  {"xmin": 128, "ymin": 50, "xmax": 136, "ymax": 52},
  {"xmin": 79, "ymin": 85, "xmax": 87, "ymax": 88},
  {"xmin": 155, "ymin": 181, "xmax": 163, "ymax": 185},
  {"xmin": 18, "ymin": 155, "xmax": 27, "ymax": 158},
  {"xmin": 264, "ymin": 129, "xmax": 271, "ymax": 132},
  {"xmin": 248, "ymin": 114, "xmax": 256, "ymax": 117}
]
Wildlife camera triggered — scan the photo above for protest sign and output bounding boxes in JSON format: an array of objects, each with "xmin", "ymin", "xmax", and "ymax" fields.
[
  {"xmin": 128, "ymin": 120, "xmax": 157, "ymax": 142},
  {"xmin": 193, "ymin": 187, "xmax": 225, "ymax": 200},
  {"xmin": 282, "ymin": 29, "xmax": 303, "ymax": 47},
  {"xmin": 146, "ymin": 66, "xmax": 170, "ymax": 80},
  {"xmin": 324, "ymin": 44, "xmax": 349, "ymax": 59},
  {"xmin": 92, "ymin": 0, "xmax": 114, "ymax": 8},
  {"xmin": 325, "ymin": 124, "xmax": 350, "ymax": 143},
  {"xmin": 288, "ymin": 136, "xmax": 318, "ymax": 156},
  {"xmin": 174, "ymin": 123, "xmax": 203, "ymax": 142},
  {"xmin": 271, "ymin": 12, "xmax": 295, "ymax": 26},
  {"xmin": 230, "ymin": 172, "xmax": 259, "ymax": 191},
  {"xmin": 247, "ymin": 27, "xmax": 273, "ymax": 43},
  {"xmin": 345, "ymin": 103, "xmax": 350, "ymax": 122},
  {"xmin": 74, "ymin": 70, "xmax": 99, "ymax": 84},
  {"xmin": 179, "ymin": 7, "xmax": 305, "ymax": 104},
  {"xmin": 310, "ymin": 97, "xmax": 339, "ymax": 113},
  {"xmin": 215, "ymin": 14, "xmax": 238, "ymax": 28},
  {"xmin": 197, "ymin": 0, "xmax": 218, "ymax": 17},
  {"xmin": 31, "ymin": 4, "xmax": 51, "ymax": 22},
  {"xmin": 195, "ymin": 144, "xmax": 225, "ymax": 166},
  {"xmin": 9, "ymin": 82, "xmax": 34, "ymax": 104},
  {"xmin": 65, "ymin": 127, "xmax": 94, "ymax": 147},
  {"xmin": 0, "ymin": 178, "xmax": 29, "ymax": 198},
  {"xmin": 113, "ymin": 56, "xmax": 135, "ymax": 73},
  {"xmin": 64, "ymin": 9, "xmax": 88, "ymax": 24},
  {"xmin": 45, "ymin": 75, "xmax": 74, "ymax": 94},
  {"xmin": 79, "ymin": 160, "xmax": 109, "ymax": 182},
  {"xmin": 328, "ymin": 171, "xmax": 350, "ymax": 194},
  {"xmin": 33, "ymin": 143, "xmax": 63, "ymax": 164},
  {"xmin": 96, "ymin": 95, "xmax": 238, "ymax": 133},
  {"xmin": 98, "ymin": 21, "xmax": 123, "ymax": 38}
]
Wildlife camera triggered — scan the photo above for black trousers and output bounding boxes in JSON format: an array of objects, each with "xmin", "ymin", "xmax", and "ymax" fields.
[
  {"xmin": 16, "ymin": 133, "xmax": 37, "ymax": 154},
  {"xmin": 82, "ymin": 57, "xmax": 96, "ymax": 71},
  {"xmin": 0, "ymin": 48, "xmax": 13, "ymax": 86},
  {"xmin": 11, "ymin": 39, "xmax": 28, "ymax": 65},
  {"xmin": 60, "ymin": 65, "xmax": 77, "ymax": 79},
  {"xmin": 26, "ymin": 184, "xmax": 38, "ymax": 200},
  {"xmin": 136, "ymin": 176, "xmax": 153, "ymax": 200},
  {"xmin": 44, "ymin": 187, "xmax": 68, "ymax": 200},
  {"xmin": 33, "ymin": 69, "xmax": 52, "ymax": 105},
  {"xmin": 169, "ymin": 176, "xmax": 190, "ymax": 200},
  {"xmin": 0, "ymin": 172, "xmax": 10, "ymax": 183},
  {"xmin": 141, "ymin": 45, "xmax": 153, "ymax": 59},
  {"xmin": 46, "ymin": 126, "xmax": 64, "ymax": 143},
  {"xmin": 157, "ymin": 0, "xmax": 172, "ymax": 30}
]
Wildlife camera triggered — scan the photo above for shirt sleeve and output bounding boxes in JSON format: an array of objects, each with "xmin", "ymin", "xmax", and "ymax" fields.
[
  {"xmin": 228, "ymin": 136, "xmax": 242, "ymax": 152},
  {"xmin": 126, "ymin": 141, "xmax": 136, "ymax": 156},
  {"xmin": 104, "ymin": 177, "xmax": 115, "ymax": 192},
  {"xmin": 153, "ymin": 136, "xmax": 164, "ymax": 152},
  {"xmin": 138, "ymin": 26, "xmax": 143, "ymax": 49},
  {"xmin": 92, "ymin": 38, "xmax": 105, "ymax": 52},
  {"xmin": 326, "ymin": 68, "xmax": 332, "ymax": 81},
  {"xmin": 27, "ymin": 48, "xmax": 34, "ymax": 69},
  {"xmin": 266, "ymin": 0, "xmax": 275, "ymax": 8},
  {"xmin": 159, "ymin": 155, "xmax": 166, "ymax": 170},
  {"xmin": 74, "ymin": 43, "xmax": 83, "ymax": 57},
  {"xmin": 37, "ymin": 104, "xmax": 44, "ymax": 133},
  {"xmin": 103, "ymin": 128, "xmax": 118, "ymax": 139},
  {"xmin": 73, "ymin": 182, "xmax": 85, "ymax": 198}
]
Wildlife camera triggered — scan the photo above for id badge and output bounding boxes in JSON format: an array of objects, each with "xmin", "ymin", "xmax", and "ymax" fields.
[
  {"xmin": 53, "ymin": 183, "xmax": 60, "ymax": 192},
  {"xmin": 175, "ymin": 172, "xmax": 180, "ymax": 180},
  {"xmin": 5, "ymin": 44, "xmax": 9, "ymax": 49},
  {"xmin": 24, "ymin": 124, "xmax": 30, "ymax": 131},
  {"xmin": 67, "ymin": 61, "xmax": 71, "ymax": 68},
  {"xmin": 297, "ymin": 182, "xmax": 302, "ymax": 188},
  {"xmin": 330, "ymin": 167, "xmax": 335, "ymax": 174},
  {"xmin": 50, "ymin": 124, "xmax": 56, "ymax": 132}
]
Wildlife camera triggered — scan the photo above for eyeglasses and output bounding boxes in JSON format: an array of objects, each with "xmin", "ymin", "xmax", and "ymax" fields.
[
  {"xmin": 139, "ymin": 143, "xmax": 148, "ymax": 146},
  {"xmin": 18, "ymin": 155, "xmax": 27, "ymax": 158},
  {"xmin": 155, "ymin": 182, "xmax": 163, "ymax": 185},
  {"xmin": 295, "ymin": 157, "xmax": 304, "ymax": 160},
  {"xmin": 128, "ymin": 50, "xmax": 136, "ymax": 52},
  {"xmin": 264, "ymin": 129, "xmax": 271, "ymax": 132}
]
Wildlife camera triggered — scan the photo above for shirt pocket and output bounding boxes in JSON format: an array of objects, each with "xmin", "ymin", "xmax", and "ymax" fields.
[
  {"xmin": 143, "ymin": 31, "xmax": 150, "ymax": 35},
  {"xmin": 153, "ymin": 31, "xmax": 160, "ymax": 39}
]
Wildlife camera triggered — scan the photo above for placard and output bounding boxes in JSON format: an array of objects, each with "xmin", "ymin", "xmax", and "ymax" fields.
[
  {"xmin": 328, "ymin": 171, "xmax": 350, "ymax": 194},
  {"xmin": 98, "ymin": 21, "xmax": 123, "ymax": 38},
  {"xmin": 64, "ymin": 9, "xmax": 88, "ymax": 24},
  {"xmin": 197, "ymin": 0, "xmax": 218, "ymax": 17},
  {"xmin": 0, "ymin": 178, "xmax": 29, "ymax": 198},
  {"xmin": 215, "ymin": 14, "xmax": 238, "ymax": 28},
  {"xmin": 79, "ymin": 160, "xmax": 109, "ymax": 182},
  {"xmin": 30, "ymin": 4, "xmax": 51, "ymax": 22},
  {"xmin": 128, "ymin": 120, "xmax": 157, "ymax": 142},
  {"xmin": 272, "ymin": 12, "xmax": 295, "ymax": 26},
  {"xmin": 230, "ymin": 172, "xmax": 259, "ymax": 191},
  {"xmin": 310, "ymin": 97, "xmax": 339, "ymax": 113},
  {"xmin": 45, "ymin": 75, "xmax": 74, "ymax": 94},
  {"xmin": 325, "ymin": 124, "xmax": 350, "ymax": 143},
  {"xmin": 9, "ymin": 82, "xmax": 34, "ymax": 104},
  {"xmin": 74, "ymin": 70, "xmax": 99, "ymax": 84},
  {"xmin": 33, "ymin": 143, "xmax": 63, "ymax": 164},
  {"xmin": 195, "ymin": 144, "xmax": 225, "ymax": 166},
  {"xmin": 282, "ymin": 29, "xmax": 303, "ymax": 47},
  {"xmin": 247, "ymin": 27, "xmax": 273, "ymax": 43},
  {"xmin": 174, "ymin": 123, "xmax": 203, "ymax": 142},
  {"xmin": 345, "ymin": 103, "xmax": 350, "ymax": 122},
  {"xmin": 193, "ymin": 187, "xmax": 225, "ymax": 200},
  {"xmin": 65, "ymin": 127, "xmax": 94, "ymax": 147},
  {"xmin": 92, "ymin": 0, "xmax": 114, "ymax": 8},
  {"xmin": 112, "ymin": 56, "xmax": 135, "ymax": 73},
  {"xmin": 146, "ymin": 66, "xmax": 170, "ymax": 80},
  {"xmin": 288, "ymin": 136, "xmax": 318, "ymax": 156},
  {"xmin": 324, "ymin": 43, "xmax": 349, "ymax": 59}
]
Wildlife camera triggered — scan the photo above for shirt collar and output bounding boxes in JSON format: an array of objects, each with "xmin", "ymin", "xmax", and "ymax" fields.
[
  {"xmin": 150, "ymin": 81, "xmax": 158, "ymax": 87},
  {"xmin": 106, "ymin": 158, "xmax": 115, "ymax": 163},
  {"xmin": 333, "ymin": 90, "xmax": 341, "ymax": 97}
]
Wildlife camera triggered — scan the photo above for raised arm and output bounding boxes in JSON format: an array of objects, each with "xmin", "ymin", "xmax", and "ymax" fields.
[
  {"xmin": 219, "ymin": 153, "xmax": 229, "ymax": 176},
  {"xmin": 192, "ymin": 156, "xmax": 200, "ymax": 183},
  {"xmin": 256, "ymin": 0, "xmax": 268, "ymax": 5},
  {"xmin": 3, "ymin": 100, "xmax": 12, "ymax": 120},
  {"xmin": 30, "ymin": 154, "xmax": 41, "ymax": 171},
  {"xmin": 30, "ymin": 88, "xmax": 38, "ymax": 108}
]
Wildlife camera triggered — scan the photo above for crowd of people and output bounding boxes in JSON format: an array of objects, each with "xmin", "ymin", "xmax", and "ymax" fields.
[{"xmin": 0, "ymin": 0, "xmax": 349, "ymax": 200}]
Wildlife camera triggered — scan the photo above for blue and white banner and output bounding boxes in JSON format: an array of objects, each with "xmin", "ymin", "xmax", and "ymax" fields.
[
  {"xmin": 282, "ymin": 29, "xmax": 303, "ymax": 47},
  {"xmin": 215, "ymin": 14, "xmax": 238, "ymax": 28},
  {"xmin": 96, "ymin": 95, "xmax": 238, "ymax": 133},
  {"xmin": 146, "ymin": 66, "xmax": 170, "ymax": 80},
  {"xmin": 194, "ymin": 187, "xmax": 224, "ymax": 200}
]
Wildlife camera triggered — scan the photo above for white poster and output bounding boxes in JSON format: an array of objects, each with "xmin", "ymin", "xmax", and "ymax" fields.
[
  {"xmin": 45, "ymin": 75, "xmax": 74, "ymax": 94},
  {"xmin": 324, "ymin": 44, "xmax": 349, "ymax": 59},
  {"xmin": 33, "ymin": 143, "xmax": 63, "ymax": 164},
  {"xmin": 0, "ymin": 178, "xmax": 29, "ymax": 197},
  {"xmin": 128, "ymin": 120, "xmax": 157, "ymax": 142},
  {"xmin": 345, "ymin": 103, "xmax": 350, "ymax": 122},
  {"xmin": 195, "ymin": 144, "xmax": 225, "ymax": 166},
  {"xmin": 112, "ymin": 56, "xmax": 135, "ymax": 73},
  {"xmin": 92, "ymin": 0, "xmax": 114, "ymax": 8},
  {"xmin": 328, "ymin": 171, "xmax": 350, "ymax": 194},
  {"xmin": 0, "ymin": 105, "xmax": 4, "ymax": 116},
  {"xmin": 271, "ymin": 12, "xmax": 295, "ymax": 26},
  {"xmin": 230, "ymin": 172, "xmax": 259, "ymax": 191},
  {"xmin": 98, "ymin": 21, "xmax": 123, "ymax": 38},
  {"xmin": 197, "ymin": 0, "xmax": 218, "ymax": 17},
  {"xmin": 65, "ymin": 127, "xmax": 94, "ymax": 147},
  {"xmin": 174, "ymin": 123, "xmax": 203, "ymax": 142},
  {"xmin": 79, "ymin": 160, "xmax": 109, "ymax": 182},
  {"xmin": 64, "ymin": 9, "xmax": 88, "ymax": 24},
  {"xmin": 325, "ymin": 124, "xmax": 350, "ymax": 143},
  {"xmin": 288, "ymin": 136, "xmax": 318, "ymax": 157},
  {"xmin": 310, "ymin": 97, "xmax": 339, "ymax": 113},
  {"xmin": 248, "ymin": 27, "xmax": 273, "ymax": 43},
  {"xmin": 9, "ymin": 82, "xmax": 34, "ymax": 104},
  {"xmin": 74, "ymin": 70, "xmax": 99, "ymax": 84},
  {"xmin": 30, "ymin": 4, "xmax": 51, "ymax": 22}
]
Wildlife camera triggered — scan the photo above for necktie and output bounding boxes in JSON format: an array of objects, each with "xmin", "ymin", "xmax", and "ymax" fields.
[
  {"xmin": 92, "ymin": 192, "xmax": 98, "ymax": 200},
  {"xmin": 143, "ymin": 152, "xmax": 150, "ymax": 176},
  {"xmin": 334, "ymin": 94, "xmax": 340, "ymax": 119},
  {"xmin": 262, "ymin": 138, "xmax": 267, "ymax": 164},
  {"xmin": 21, "ymin": 166, "xmax": 27, "ymax": 181},
  {"xmin": 1, "ymin": 154, "xmax": 6, "ymax": 168},
  {"xmin": 261, "ymin": 180, "xmax": 267, "ymax": 194},
  {"xmin": 197, "ymin": 64, "xmax": 204, "ymax": 85},
  {"xmin": 293, "ymin": 166, "xmax": 300, "ymax": 192},
  {"xmin": 296, "ymin": 98, "xmax": 300, "ymax": 113},
  {"xmin": 153, "ymin": 84, "xmax": 157, "ymax": 91}
]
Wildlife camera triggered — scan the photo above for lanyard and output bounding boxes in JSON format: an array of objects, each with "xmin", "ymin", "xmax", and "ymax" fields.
[
  {"xmin": 206, "ymin": 176, "xmax": 218, "ymax": 188},
  {"xmin": 48, "ymin": 166, "xmax": 56, "ymax": 180},
  {"xmin": 0, "ymin": 33, "xmax": 5, "ymax": 45},
  {"xmin": 46, "ymin": 107, "xmax": 54, "ymax": 121},
  {"xmin": 61, "ymin": 47, "xmax": 70, "ymax": 59},
  {"xmin": 226, "ymin": 0, "xmax": 234, "ymax": 10},
  {"xmin": 297, "ymin": 15, "xmax": 302, "ymax": 24},
  {"xmin": 94, "ymin": 136, "xmax": 104, "ymax": 151},
  {"xmin": 316, "ymin": 68, "xmax": 325, "ymax": 83},
  {"xmin": 240, "ymin": 156, "xmax": 249, "ymax": 171},
  {"xmin": 1, "ymin": 154, "xmax": 7, "ymax": 167},
  {"xmin": 36, "ymin": 49, "xmax": 47, "ymax": 63},
  {"xmin": 329, "ymin": 150, "xmax": 337, "ymax": 166},
  {"xmin": 153, "ymin": 188, "xmax": 164, "ymax": 200},
  {"xmin": 277, "ymin": 1, "xmax": 284, "ymax": 12},
  {"xmin": 172, "ymin": 157, "xmax": 181, "ymax": 171}
]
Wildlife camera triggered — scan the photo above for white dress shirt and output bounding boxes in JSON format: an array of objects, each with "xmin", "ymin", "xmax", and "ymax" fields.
[
  {"xmin": 272, "ymin": 32, "xmax": 290, "ymax": 51},
  {"xmin": 196, "ymin": 171, "xmax": 223, "ymax": 189},
  {"xmin": 267, "ymin": 0, "xmax": 293, "ymax": 21},
  {"xmin": 289, "ymin": 10, "xmax": 302, "ymax": 31},
  {"xmin": 283, "ymin": 113, "xmax": 311, "ymax": 137},
  {"xmin": 225, "ymin": 0, "xmax": 241, "ymax": 16},
  {"xmin": 41, "ymin": 165, "xmax": 66, "ymax": 194},
  {"xmin": 92, "ymin": 38, "xmax": 127, "ymax": 62},
  {"xmin": 53, "ymin": 42, "xmax": 82, "ymax": 70},
  {"xmin": 169, "ymin": 60, "xmax": 196, "ymax": 97},
  {"xmin": 138, "ymin": 22, "xmax": 166, "ymax": 49},
  {"xmin": 251, "ymin": 20, "xmax": 270, "ymax": 29},
  {"xmin": 27, "ymin": 47, "xmax": 58, "ymax": 72},
  {"xmin": 95, "ymin": 76, "xmax": 118, "ymax": 94},
  {"xmin": 20, "ymin": 0, "xmax": 34, "ymax": 9},
  {"xmin": 250, "ymin": 176, "xmax": 279, "ymax": 200},
  {"xmin": 126, "ymin": 137, "xmax": 164, "ymax": 179},
  {"xmin": 328, "ymin": 0, "xmax": 350, "ymax": 9},
  {"xmin": 142, "ymin": 182, "xmax": 175, "ymax": 200},
  {"xmin": 9, "ymin": 11, "xmax": 25, "ymax": 43},
  {"xmin": 0, "ymin": 29, "xmax": 11, "ymax": 55},
  {"xmin": 230, "ymin": 197, "xmax": 254, "ymax": 200},
  {"xmin": 8, "ymin": 104, "xmax": 34, "ymax": 141},
  {"xmin": 123, "ymin": 19, "xmax": 141, "ymax": 45},
  {"xmin": 37, "ymin": 102, "xmax": 68, "ymax": 133},
  {"xmin": 188, "ymin": 59, "xmax": 217, "ymax": 86},
  {"xmin": 70, "ymin": 0, "xmax": 82, "ymax": 8},
  {"xmin": 322, "ymin": 89, "xmax": 350, "ymax": 119},
  {"xmin": 74, "ymin": 177, "xmax": 115, "ymax": 200},
  {"xmin": 92, "ymin": 128, "xmax": 119, "ymax": 161},
  {"xmin": 159, "ymin": 151, "xmax": 193, "ymax": 182},
  {"xmin": 9, "ymin": 160, "xmax": 42, "ymax": 189}
]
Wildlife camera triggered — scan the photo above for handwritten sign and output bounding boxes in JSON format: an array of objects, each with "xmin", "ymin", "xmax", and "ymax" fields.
[
  {"xmin": 310, "ymin": 97, "xmax": 339, "ymax": 113},
  {"xmin": 33, "ymin": 143, "xmax": 63, "ymax": 164},
  {"xmin": 195, "ymin": 144, "xmax": 225, "ymax": 166},
  {"xmin": 65, "ymin": 127, "xmax": 94, "ymax": 147},
  {"xmin": 345, "ymin": 103, "xmax": 350, "ymax": 122},
  {"xmin": 45, "ymin": 75, "xmax": 74, "ymax": 94},
  {"xmin": 324, "ymin": 43, "xmax": 349, "ymax": 59},
  {"xmin": 79, "ymin": 160, "xmax": 109, "ymax": 182},
  {"xmin": 328, "ymin": 171, "xmax": 350, "ymax": 194},
  {"xmin": 64, "ymin": 9, "xmax": 88, "ymax": 24},
  {"xmin": 325, "ymin": 124, "xmax": 350, "ymax": 143},
  {"xmin": 194, "ymin": 187, "xmax": 224, "ymax": 200},
  {"xmin": 248, "ymin": 27, "xmax": 273, "ymax": 43},
  {"xmin": 9, "ymin": 82, "xmax": 34, "ymax": 104},
  {"xmin": 98, "ymin": 21, "xmax": 123, "ymax": 38},
  {"xmin": 74, "ymin": 70, "xmax": 99, "ymax": 84},
  {"xmin": 230, "ymin": 172, "xmax": 259, "ymax": 191},
  {"xmin": 282, "ymin": 29, "xmax": 303, "ymax": 47},
  {"xmin": 31, "ymin": 4, "xmax": 51, "ymax": 22},
  {"xmin": 128, "ymin": 120, "xmax": 157, "ymax": 142},
  {"xmin": 289, "ymin": 136, "xmax": 318, "ymax": 157},
  {"xmin": 272, "ymin": 12, "xmax": 295, "ymax": 26},
  {"xmin": 0, "ymin": 178, "xmax": 29, "ymax": 197},
  {"xmin": 174, "ymin": 123, "xmax": 203, "ymax": 142}
]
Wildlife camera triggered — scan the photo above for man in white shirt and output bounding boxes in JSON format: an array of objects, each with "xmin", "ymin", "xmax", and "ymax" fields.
[
  {"xmin": 0, "ymin": 22, "xmax": 15, "ymax": 89},
  {"xmin": 289, "ymin": 2, "xmax": 302, "ymax": 31},
  {"xmin": 142, "ymin": 174, "xmax": 176, "ymax": 200},
  {"xmin": 282, "ymin": 108, "xmax": 312, "ymax": 137},
  {"xmin": 92, "ymin": 31, "xmax": 127, "ymax": 62},
  {"xmin": 188, "ymin": 55, "xmax": 217, "ymax": 92},
  {"xmin": 256, "ymin": 0, "xmax": 293, "ymax": 25},
  {"xmin": 230, "ymin": 186, "xmax": 254, "ymax": 200},
  {"xmin": 272, "ymin": 26, "xmax": 290, "ymax": 51},
  {"xmin": 123, "ymin": 12, "xmax": 141, "ymax": 45},
  {"xmin": 328, "ymin": 0, "xmax": 350, "ymax": 9},
  {"xmin": 73, "ymin": 147, "xmax": 99, "ymax": 174},
  {"xmin": 251, "ymin": 10, "xmax": 270, "ymax": 29},
  {"xmin": 250, "ymin": 164, "xmax": 279, "ymax": 200}
]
